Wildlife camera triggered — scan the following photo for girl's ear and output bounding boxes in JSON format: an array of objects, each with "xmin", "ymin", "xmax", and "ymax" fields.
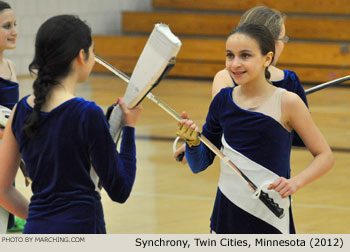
[
  {"xmin": 264, "ymin": 51, "xmax": 274, "ymax": 67},
  {"xmin": 76, "ymin": 49, "xmax": 86, "ymax": 65}
]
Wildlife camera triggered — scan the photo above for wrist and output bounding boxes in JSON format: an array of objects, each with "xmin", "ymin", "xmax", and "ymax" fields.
[{"xmin": 290, "ymin": 175, "xmax": 303, "ymax": 191}]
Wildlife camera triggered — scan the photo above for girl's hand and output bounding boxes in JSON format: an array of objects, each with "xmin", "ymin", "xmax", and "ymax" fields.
[
  {"xmin": 176, "ymin": 112, "xmax": 200, "ymax": 147},
  {"xmin": 117, "ymin": 98, "xmax": 143, "ymax": 127},
  {"xmin": 268, "ymin": 177, "xmax": 299, "ymax": 198}
]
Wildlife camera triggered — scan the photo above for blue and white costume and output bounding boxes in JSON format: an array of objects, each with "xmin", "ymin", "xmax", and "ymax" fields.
[
  {"xmin": 11, "ymin": 96, "xmax": 137, "ymax": 234},
  {"xmin": 0, "ymin": 77, "xmax": 19, "ymax": 110},
  {"xmin": 230, "ymin": 69, "xmax": 307, "ymax": 146},
  {"xmin": 186, "ymin": 87, "xmax": 296, "ymax": 234},
  {"xmin": 0, "ymin": 72, "xmax": 19, "ymax": 232}
]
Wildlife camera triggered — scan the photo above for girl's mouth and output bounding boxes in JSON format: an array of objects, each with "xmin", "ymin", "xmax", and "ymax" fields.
[{"xmin": 232, "ymin": 71, "xmax": 247, "ymax": 76}]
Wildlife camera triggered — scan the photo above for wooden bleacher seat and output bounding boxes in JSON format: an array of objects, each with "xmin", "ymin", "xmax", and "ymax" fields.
[
  {"xmin": 153, "ymin": 0, "xmax": 350, "ymax": 15},
  {"xmin": 122, "ymin": 12, "xmax": 350, "ymax": 41},
  {"xmin": 93, "ymin": 0, "xmax": 350, "ymax": 84}
]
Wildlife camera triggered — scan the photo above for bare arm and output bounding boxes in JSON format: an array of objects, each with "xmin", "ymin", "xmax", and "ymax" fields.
[
  {"xmin": 6, "ymin": 58, "xmax": 18, "ymax": 83},
  {"xmin": 269, "ymin": 92, "xmax": 334, "ymax": 197},
  {"xmin": 0, "ymin": 106, "xmax": 29, "ymax": 219},
  {"xmin": 211, "ymin": 69, "xmax": 234, "ymax": 99}
]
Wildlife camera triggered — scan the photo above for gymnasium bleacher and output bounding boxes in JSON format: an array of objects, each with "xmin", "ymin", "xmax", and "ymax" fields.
[{"xmin": 93, "ymin": 0, "xmax": 350, "ymax": 84}]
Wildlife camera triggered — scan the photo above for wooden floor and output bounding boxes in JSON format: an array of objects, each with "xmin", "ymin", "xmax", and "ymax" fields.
[{"xmin": 15, "ymin": 74, "xmax": 350, "ymax": 234}]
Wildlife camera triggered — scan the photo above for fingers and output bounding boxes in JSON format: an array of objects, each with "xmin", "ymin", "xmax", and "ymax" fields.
[
  {"xmin": 177, "ymin": 122, "xmax": 197, "ymax": 139},
  {"xmin": 176, "ymin": 121, "xmax": 200, "ymax": 147},
  {"xmin": 178, "ymin": 119, "xmax": 198, "ymax": 132},
  {"xmin": 132, "ymin": 104, "xmax": 143, "ymax": 114},
  {"xmin": 268, "ymin": 177, "xmax": 282, "ymax": 190},
  {"xmin": 268, "ymin": 177, "xmax": 297, "ymax": 198},
  {"xmin": 117, "ymin": 98, "xmax": 127, "ymax": 113},
  {"xmin": 181, "ymin": 111, "xmax": 189, "ymax": 119},
  {"xmin": 117, "ymin": 98, "xmax": 143, "ymax": 127}
]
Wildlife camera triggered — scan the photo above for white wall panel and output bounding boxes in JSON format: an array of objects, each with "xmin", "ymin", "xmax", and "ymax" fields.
[{"xmin": 4, "ymin": 0, "xmax": 151, "ymax": 75}]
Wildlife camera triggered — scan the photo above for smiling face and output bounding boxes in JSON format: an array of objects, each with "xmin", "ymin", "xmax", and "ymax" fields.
[
  {"xmin": 225, "ymin": 32, "xmax": 273, "ymax": 86},
  {"xmin": 0, "ymin": 8, "xmax": 17, "ymax": 51}
]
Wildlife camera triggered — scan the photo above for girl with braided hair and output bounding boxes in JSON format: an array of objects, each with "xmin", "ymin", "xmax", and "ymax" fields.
[{"xmin": 0, "ymin": 14, "xmax": 142, "ymax": 234}]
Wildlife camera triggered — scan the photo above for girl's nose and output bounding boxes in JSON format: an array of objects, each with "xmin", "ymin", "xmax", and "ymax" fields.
[
  {"xmin": 229, "ymin": 58, "xmax": 242, "ymax": 69},
  {"xmin": 11, "ymin": 27, "xmax": 18, "ymax": 36}
]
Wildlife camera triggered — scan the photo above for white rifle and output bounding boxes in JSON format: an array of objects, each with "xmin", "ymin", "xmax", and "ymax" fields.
[
  {"xmin": 94, "ymin": 24, "xmax": 181, "ymax": 190},
  {"xmin": 106, "ymin": 23, "xmax": 182, "ymax": 142}
]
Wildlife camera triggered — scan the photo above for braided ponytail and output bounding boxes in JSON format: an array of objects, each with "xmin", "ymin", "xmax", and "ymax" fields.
[
  {"xmin": 22, "ymin": 67, "xmax": 58, "ymax": 137},
  {"xmin": 22, "ymin": 15, "xmax": 92, "ymax": 138}
]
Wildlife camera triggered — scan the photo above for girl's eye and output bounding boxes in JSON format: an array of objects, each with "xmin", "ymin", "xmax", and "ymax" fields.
[
  {"xmin": 2, "ymin": 22, "xmax": 16, "ymax": 29},
  {"xmin": 241, "ymin": 53, "xmax": 251, "ymax": 59},
  {"xmin": 226, "ymin": 53, "xmax": 234, "ymax": 59}
]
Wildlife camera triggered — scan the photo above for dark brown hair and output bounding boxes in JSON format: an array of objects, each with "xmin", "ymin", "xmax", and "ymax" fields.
[{"xmin": 23, "ymin": 15, "xmax": 92, "ymax": 138}]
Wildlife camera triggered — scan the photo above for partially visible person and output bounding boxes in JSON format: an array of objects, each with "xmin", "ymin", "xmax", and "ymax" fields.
[
  {"xmin": 0, "ymin": 0, "xmax": 18, "ymax": 132},
  {"xmin": 0, "ymin": 14, "xmax": 142, "ymax": 234},
  {"xmin": 174, "ymin": 6, "xmax": 308, "ymax": 164},
  {"xmin": 0, "ymin": 0, "xmax": 25, "ymax": 233}
]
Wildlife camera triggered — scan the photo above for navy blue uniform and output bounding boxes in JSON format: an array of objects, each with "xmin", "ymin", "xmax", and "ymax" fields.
[
  {"xmin": 186, "ymin": 87, "xmax": 295, "ymax": 234},
  {"xmin": 12, "ymin": 96, "xmax": 137, "ymax": 233}
]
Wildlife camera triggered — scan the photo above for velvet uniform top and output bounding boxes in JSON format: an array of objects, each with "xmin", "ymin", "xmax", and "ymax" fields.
[
  {"xmin": 12, "ymin": 96, "xmax": 137, "ymax": 234},
  {"xmin": 230, "ymin": 70, "xmax": 307, "ymax": 106},
  {"xmin": 230, "ymin": 69, "xmax": 307, "ymax": 146},
  {"xmin": 187, "ymin": 87, "xmax": 292, "ymax": 177},
  {"xmin": 186, "ymin": 87, "xmax": 294, "ymax": 233},
  {"xmin": 0, "ymin": 77, "xmax": 19, "ymax": 110}
]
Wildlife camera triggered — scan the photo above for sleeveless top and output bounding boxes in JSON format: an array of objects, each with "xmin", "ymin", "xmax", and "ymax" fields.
[
  {"xmin": 0, "ymin": 59, "xmax": 19, "ymax": 110},
  {"xmin": 185, "ymin": 87, "xmax": 295, "ymax": 233},
  {"xmin": 230, "ymin": 69, "xmax": 307, "ymax": 146},
  {"xmin": 249, "ymin": 88, "xmax": 284, "ymax": 126},
  {"xmin": 217, "ymin": 88, "xmax": 291, "ymax": 234}
]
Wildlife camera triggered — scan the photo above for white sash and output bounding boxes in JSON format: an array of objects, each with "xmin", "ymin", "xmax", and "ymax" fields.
[{"xmin": 218, "ymin": 136, "xmax": 291, "ymax": 234}]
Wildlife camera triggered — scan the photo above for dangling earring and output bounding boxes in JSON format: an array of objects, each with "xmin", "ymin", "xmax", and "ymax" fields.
[{"xmin": 265, "ymin": 67, "xmax": 271, "ymax": 80}]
